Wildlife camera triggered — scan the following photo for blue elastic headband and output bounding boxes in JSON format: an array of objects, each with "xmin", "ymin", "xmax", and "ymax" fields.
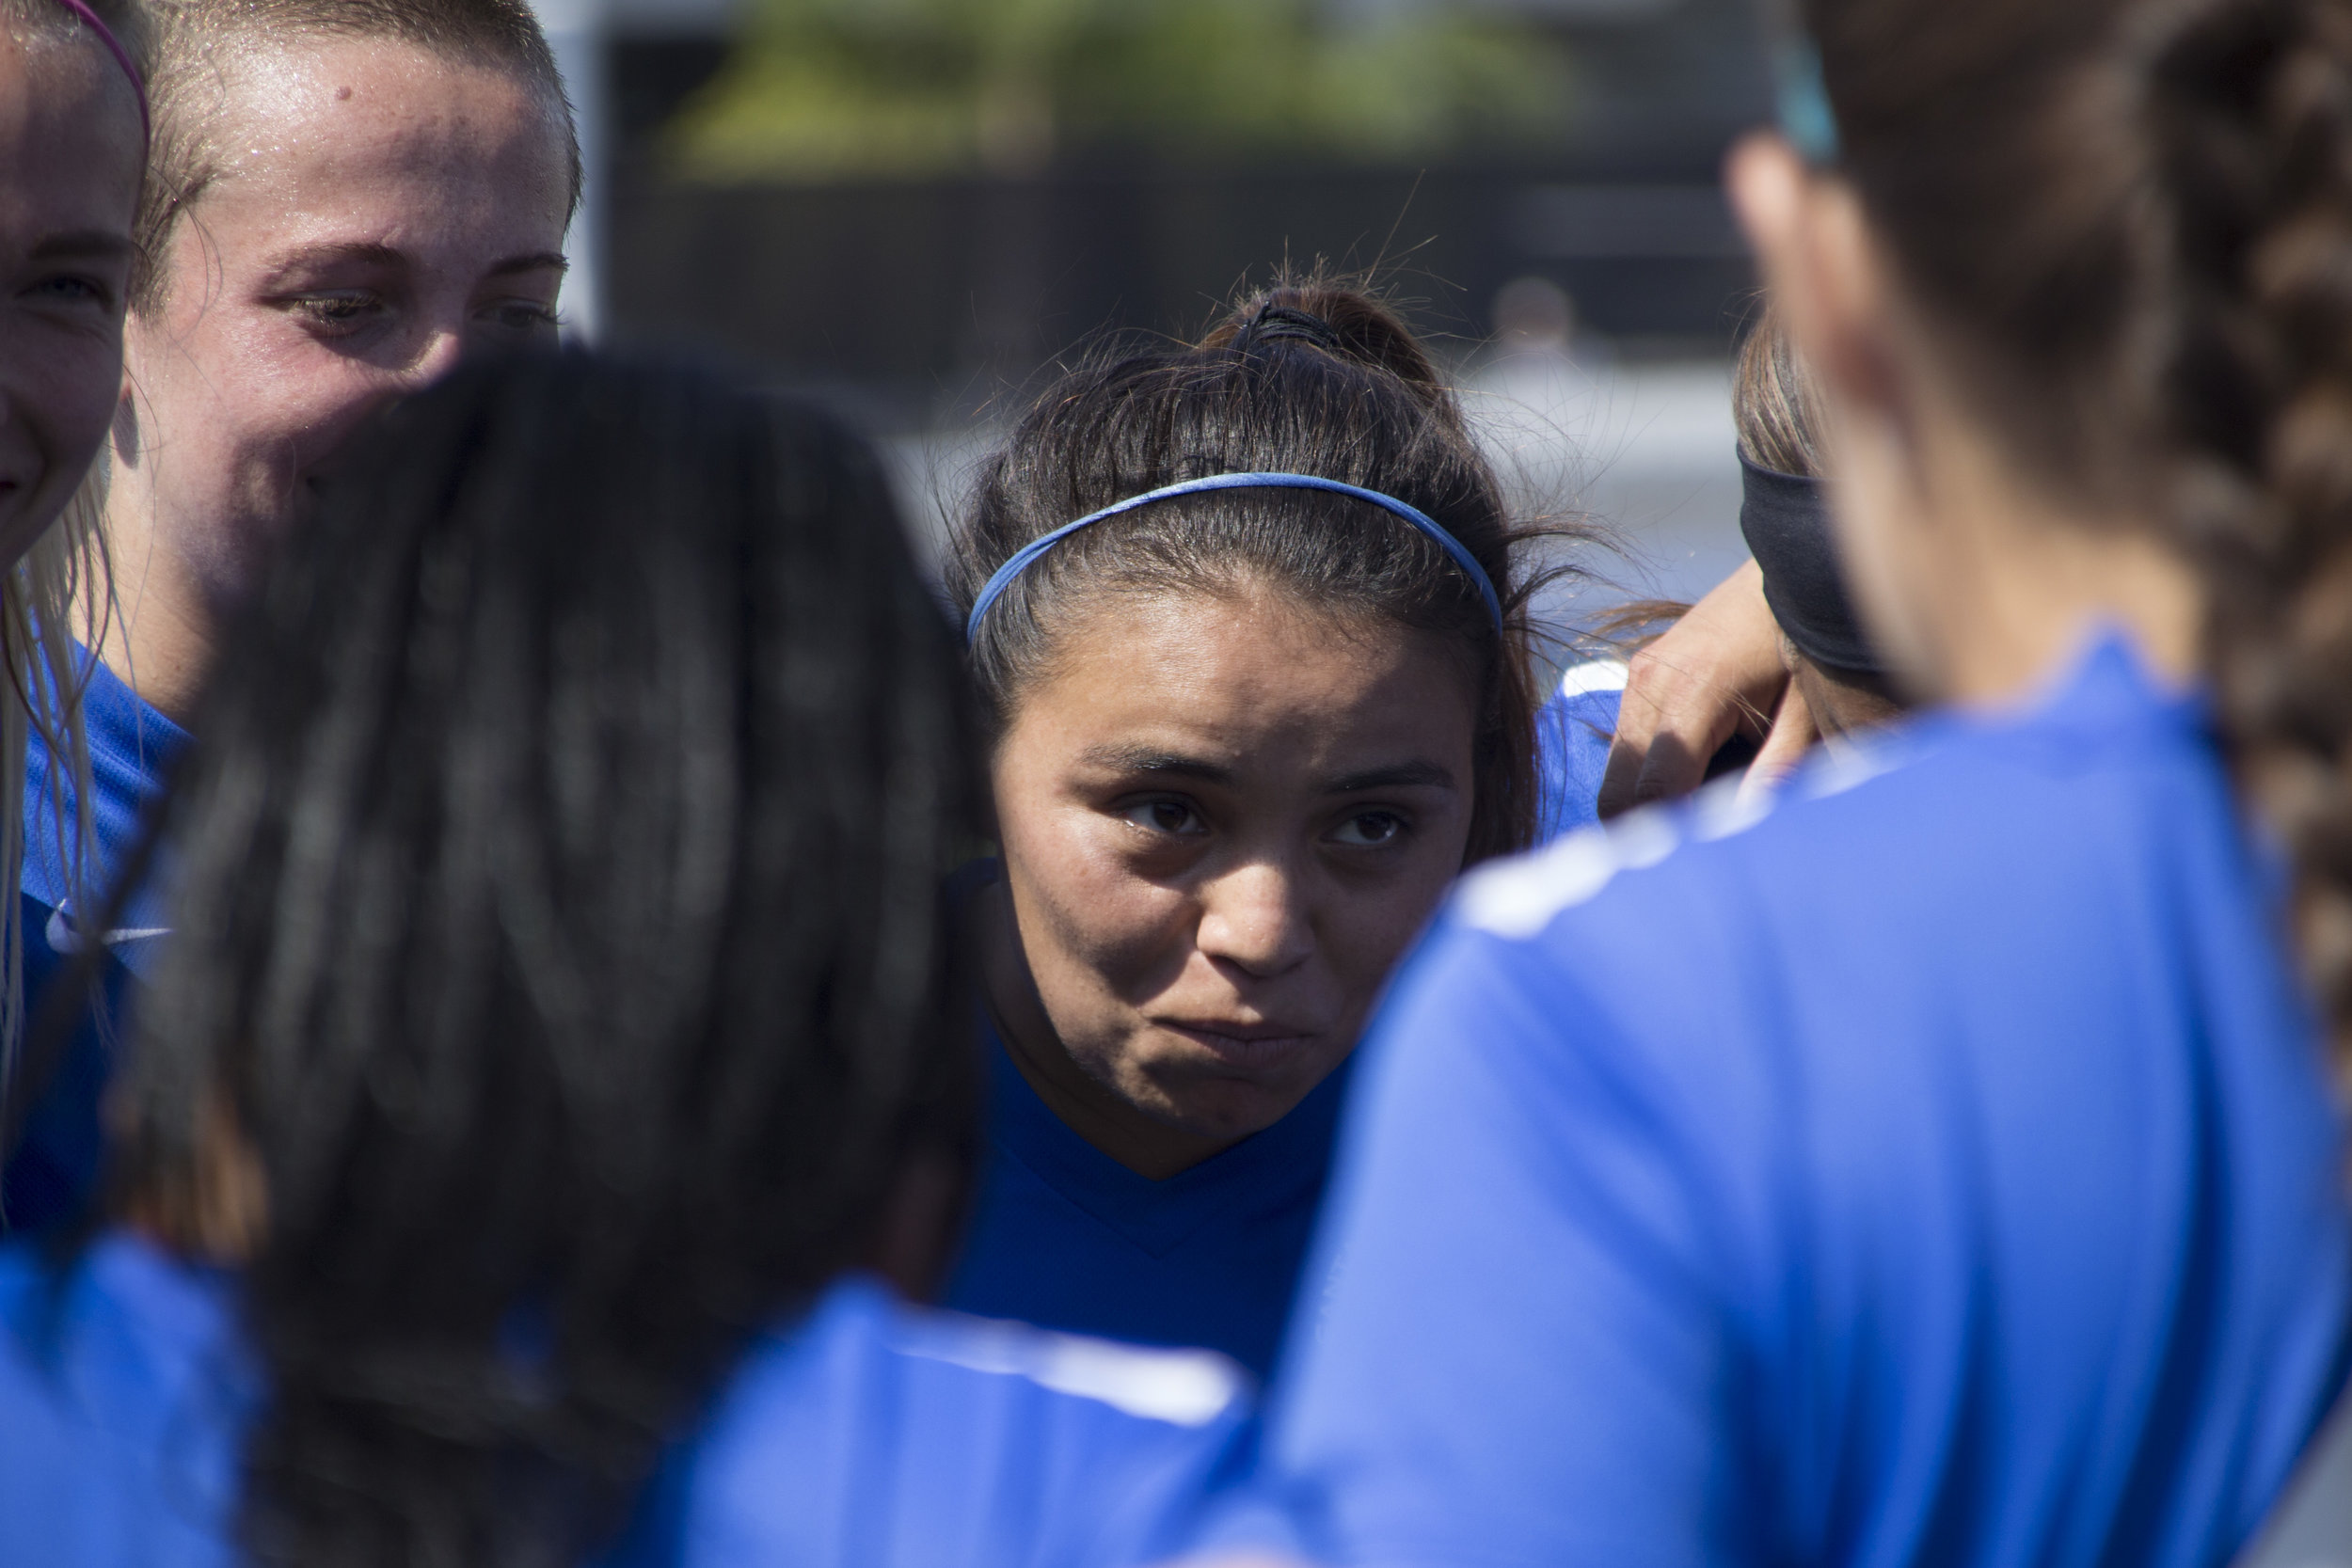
[{"xmin": 963, "ymin": 471, "xmax": 1506, "ymax": 643}]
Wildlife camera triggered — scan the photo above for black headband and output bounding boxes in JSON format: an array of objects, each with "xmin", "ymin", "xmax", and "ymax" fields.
[{"xmin": 1737, "ymin": 449, "xmax": 1881, "ymax": 675}]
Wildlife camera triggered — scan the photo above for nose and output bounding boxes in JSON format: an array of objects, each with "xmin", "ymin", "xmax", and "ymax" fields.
[
  {"xmin": 1194, "ymin": 858, "xmax": 1316, "ymax": 979},
  {"xmin": 398, "ymin": 327, "xmax": 468, "ymax": 390}
]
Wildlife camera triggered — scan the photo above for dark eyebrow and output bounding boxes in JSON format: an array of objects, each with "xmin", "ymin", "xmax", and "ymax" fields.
[
  {"xmin": 1077, "ymin": 745, "xmax": 1456, "ymax": 796},
  {"xmin": 1078, "ymin": 744, "xmax": 1237, "ymax": 787},
  {"xmin": 260, "ymin": 241, "xmax": 405, "ymax": 280},
  {"xmin": 30, "ymin": 230, "xmax": 134, "ymax": 262},
  {"xmin": 257, "ymin": 245, "xmax": 570, "ymax": 280},
  {"xmin": 1322, "ymin": 761, "xmax": 1459, "ymax": 794},
  {"xmin": 486, "ymin": 251, "xmax": 569, "ymax": 279},
  {"xmin": 255, "ymin": 241, "xmax": 406, "ymax": 286}
]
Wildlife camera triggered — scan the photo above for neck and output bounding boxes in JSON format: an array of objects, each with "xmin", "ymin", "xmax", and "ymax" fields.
[
  {"xmin": 1933, "ymin": 520, "xmax": 2200, "ymax": 707},
  {"xmin": 87, "ymin": 475, "xmax": 215, "ymax": 728},
  {"xmin": 1844, "ymin": 406, "xmax": 2204, "ymax": 707},
  {"xmin": 973, "ymin": 880, "xmax": 1239, "ymax": 1181}
]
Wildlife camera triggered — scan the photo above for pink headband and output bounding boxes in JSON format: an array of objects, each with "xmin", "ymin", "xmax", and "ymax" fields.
[{"xmin": 49, "ymin": 0, "xmax": 149, "ymax": 145}]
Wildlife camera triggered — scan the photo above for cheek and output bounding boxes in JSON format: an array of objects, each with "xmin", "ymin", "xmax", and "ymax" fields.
[
  {"xmin": 137, "ymin": 312, "xmax": 373, "ymax": 467},
  {"xmin": 0, "ymin": 328, "xmax": 121, "ymax": 562},
  {"xmin": 214, "ymin": 313, "xmax": 346, "ymax": 411},
  {"xmin": 995, "ymin": 791, "xmax": 1183, "ymax": 981},
  {"xmin": 24, "ymin": 331, "xmax": 123, "ymax": 467},
  {"xmin": 1323, "ymin": 857, "xmax": 1458, "ymax": 1015}
]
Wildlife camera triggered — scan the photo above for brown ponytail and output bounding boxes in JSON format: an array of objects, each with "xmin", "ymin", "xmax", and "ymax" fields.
[
  {"xmin": 1802, "ymin": 0, "xmax": 2352, "ymax": 1067},
  {"xmin": 1197, "ymin": 284, "xmax": 1454, "ymax": 407}
]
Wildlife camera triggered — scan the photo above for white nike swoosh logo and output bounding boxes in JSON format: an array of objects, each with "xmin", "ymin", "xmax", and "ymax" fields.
[{"xmin": 44, "ymin": 906, "xmax": 168, "ymax": 955}]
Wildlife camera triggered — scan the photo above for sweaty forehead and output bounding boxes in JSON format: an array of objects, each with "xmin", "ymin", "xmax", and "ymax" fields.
[
  {"xmin": 1009, "ymin": 588, "xmax": 1480, "ymax": 773},
  {"xmin": 195, "ymin": 35, "xmax": 570, "ymax": 214}
]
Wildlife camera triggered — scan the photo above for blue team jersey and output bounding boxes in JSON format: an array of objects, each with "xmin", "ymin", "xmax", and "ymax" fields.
[
  {"xmin": 1254, "ymin": 634, "xmax": 2352, "ymax": 1568},
  {"xmin": 947, "ymin": 1009, "xmax": 1352, "ymax": 1381},
  {"xmin": 1534, "ymin": 662, "xmax": 1624, "ymax": 843},
  {"xmin": 23, "ymin": 646, "xmax": 186, "ymax": 974},
  {"xmin": 4, "ymin": 650, "xmax": 179, "ymax": 1232},
  {"xmin": 1, "ymin": 891, "xmax": 130, "ymax": 1233},
  {"xmin": 0, "ymin": 1232, "xmax": 1258, "ymax": 1568}
]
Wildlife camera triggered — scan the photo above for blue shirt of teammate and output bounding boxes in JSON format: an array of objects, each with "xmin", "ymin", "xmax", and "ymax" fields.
[
  {"xmin": 0, "ymin": 891, "xmax": 130, "ymax": 1233},
  {"xmin": 1254, "ymin": 633, "xmax": 2352, "ymax": 1568},
  {"xmin": 1534, "ymin": 661, "xmax": 1624, "ymax": 843},
  {"xmin": 23, "ymin": 646, "xmax": 186, "ymax": 974},
  {"xmin": 0, "ymin": 1232, "xmax": 1260, "ymax": 1568},
  {"xmin": 2, "ymin": 649, "xmax": 175, "ymax": 1232},
  {"xmin": 947, "ymin": 1007, "xmax": 1353, "ymax": 1382}
]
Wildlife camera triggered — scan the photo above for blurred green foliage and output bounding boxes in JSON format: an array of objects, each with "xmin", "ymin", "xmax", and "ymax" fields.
[{"xmin": 670, "ymin": 0, "xmax": 1576, "ymax": 182}]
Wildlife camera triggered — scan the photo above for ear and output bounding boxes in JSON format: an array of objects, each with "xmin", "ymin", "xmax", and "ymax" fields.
[
  {"xmin": 1724, "ymin": 133, "xmax": 1903, "ymax": 434},
  {"xmin": 112, "ymin": 321, "xmax": 149, "ymax": 467},
  {"xmin": 110, "ymin": 377, "xmax": 141, "ymax": 469}
]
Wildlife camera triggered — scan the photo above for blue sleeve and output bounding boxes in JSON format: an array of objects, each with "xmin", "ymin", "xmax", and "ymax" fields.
[
  {"xmin": 1534, "ymin": 684, "xmax": 1622, "ymax": 845},
  {"xmin": 609, "ymin": 1291, "xmax": 1268, "ymax": 1568},
  {"xmin": 1264, "ymin": 913, "xmax": 1743, "ymax": 1568},
  {"xmin": 0, "ymin": 1243, "xmax": 242, "ymax": 1568}
]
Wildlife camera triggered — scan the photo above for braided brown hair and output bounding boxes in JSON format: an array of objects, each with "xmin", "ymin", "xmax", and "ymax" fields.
[{"xmin": 1804, "ymin": 0, "xmax": 2352, "ymax": 1067}]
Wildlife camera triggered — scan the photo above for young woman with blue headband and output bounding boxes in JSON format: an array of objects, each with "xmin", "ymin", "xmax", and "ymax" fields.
[{"xmin": 944, "ymin": 281, "xmax": 1588, "ymax": 1379}]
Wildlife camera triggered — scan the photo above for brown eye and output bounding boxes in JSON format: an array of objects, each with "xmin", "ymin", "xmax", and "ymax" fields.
[
  {"xmin": 288, "ymin": 293, "xmax": 384, "ymax": 332},
  {"xmin": 1331, "ymin": 812, "xmax": 1406, "ymax": 847},
  {"xmin": 1121, "ymin": 799, "xmax": 1205, "ymax": 837}
]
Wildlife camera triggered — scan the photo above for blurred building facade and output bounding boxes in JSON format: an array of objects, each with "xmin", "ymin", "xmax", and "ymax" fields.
[
  {"xmin": 589, "ymin": 0, "xmax": 1769, "ymax": 415},
  {"xmin": 553, "ymin": 0, "xmax": 1768, "ymax": 606}
]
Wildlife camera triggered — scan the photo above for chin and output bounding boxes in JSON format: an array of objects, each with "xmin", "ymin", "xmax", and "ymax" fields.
[
  {"xmin": 1142, "ymin": 1088, "xmax": 1294, "ymax": 1144},
  {"xmin": 1129, "ymin": 1045, "xmax": 1335, "ymax": 1141}
]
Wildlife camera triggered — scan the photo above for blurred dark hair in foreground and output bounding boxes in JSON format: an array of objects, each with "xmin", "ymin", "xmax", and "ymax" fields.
[{"xmin": 110, "ymin": 353, "xmax": 980, "ymax": 1564}]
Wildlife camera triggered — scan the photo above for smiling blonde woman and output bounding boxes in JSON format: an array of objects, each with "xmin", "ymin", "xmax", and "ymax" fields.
[
  {"xmin": 0, "ymin": 0, "xmax": 150, "ymax": 1228},
  {"xmin": 6, "ymin": 0, "xmax": 581, "ymax": 1230},
  {"xmin": 23, "ymin": 0, "xmax": 580, "ymax": 964}
]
